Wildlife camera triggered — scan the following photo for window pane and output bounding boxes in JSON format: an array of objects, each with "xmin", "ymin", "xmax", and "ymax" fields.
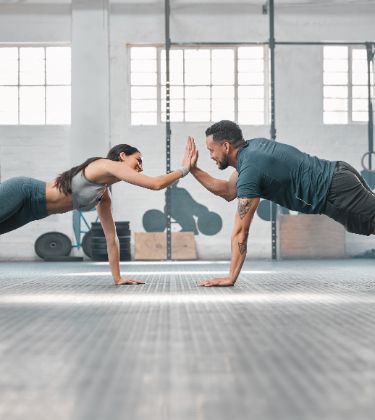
[
  {"xmin": 238, "ymin": 60, "xmax": 264, "ymax": 73},
  {"xmin": 131, "ymin": 86, "xmax": 157, "ymax": 99},
  {"xmin": 161, "ymin": 50, "xmax": 183, "ymax": 85},
  {"xmin": 185, "ymin": 99, "xmax": 210, "ymax": 112},
  {"xmin": 352, "ymin": 72, "xmax": 367, "ymax": 85},
  {"xmin": 323, "ymin": 73, "xmax": 348, "ymax": 85},
  {"xmin": 0, "ymin": 86, "xmax": 18, "ymax": 124},
  {"xmin": 352, "ymin": 111, "xmax": 369, "ymax": 122},
  {"xmin": 238, "ymin": 85, "xmax": 264, "ymax": 98},
  {"xmin": 352, "ymin": 49, "xmax": 366, "ymax": 60},
  {"xmin": 46, "ymin": 47, "xmax": 70, "ymax": 85},
  {"xmin": 185, "ymin": 50, "xmax": 210, "ymax": 85},
  {"xmin": 323, "ymin": 86, "xmax": 348, "ymax": 98},
  {"xmin": 238, "ymin": 111, "xmax": 264, "ymax": 125},
  {"xmin": 212, "ymin": 50, "xmax": 234, "ymax": 85},
  {"xmin": 0, "ymin": 48, "xmax": 18, "ymax": 85},
  {"xmin": 185, "ymin": 86, "xmax": 210, "ymax": 99},
  {"xmin": 161, "ymin": 86, "xmax": 184, "ymax": 99},
  {"xmin": 212, "ymin": 98, "xmax": 234, "ymax": 113},
  {"xmin": 131, "ymin": 73, "xmax": 157, "ymax": 85},
  {"xmin": 20, "ymin": 86, "xmax": 45, "ymax": 124},
  {"xmin": 20, "ymin": 48, "xmax": 45, "ymax": 85},
  {"xmin": 212, "ymin": 110, "xmax": 235, "ymax": 121},
  {"xmin": 238, "ymin": 98, "xmax": 264, "ymax": 112},
  {"xmin": 239, "ymin": 85, "xmax": 265, "ymax": 98},
  {"xmin": 212, "ymin": 86, "xmax": 234, "ymax": 98},
  {"xmin": 323, "ymin": 111, "xmax": 348, "ymax": 124},
  {"xmin": 131, "ymin": 59, "xmax": 157, "ymax": 73},
  {"xmin": 161, "ymin": 99, "xmax": 183, "ymax": 113},
  {"xmin": 46, "ymin": 86, "xmax": 70, "ymax": 124},
  {"xmin": 324, "ymin": 46, "xmax": 348, "ymax": 59},
  {"xmin": 185, "ymin": 111, "xmax": 210, "ymax": 122},
  {"xmin": 212, "ymin": 59, "xmax": 234, "ymax": 84},
  {"xmin": 238, "ymin": 47, "xmax": 264, "ymax": 59},
  {"xmin": 161, "ymin": 112, "xmax": 184, "ymax": 122},
  {"xmin": 131, "ymin": 99, "xmax": 157, "ymax": 112},
  {"xmin": 238, "ymin": 72, "xmax": 264, "ymax": 85},
  {"xmin": 353, "ymin": 86, "xmax": 368, "ymax": 98},
  {"xmin": 352, "ymin": 60, "xmax": 367, "ymax": 74},
  {"xmin": 131, "ymin": 47, "xmax": 156, "ymax": 60},
  {"xmin": 131, "ymin": 112, "xmax": 157, "ymax": 125},
  {"xmin": 352, "ymin": 98, "xmax": 368, "ymax": 111},
  {"xmin": 323, "ymin": 98, "xmax": 347, "ymax": 111},
  {"xmin": 323, "ymin": 59, "xmax": 348, "ymax": 73}
]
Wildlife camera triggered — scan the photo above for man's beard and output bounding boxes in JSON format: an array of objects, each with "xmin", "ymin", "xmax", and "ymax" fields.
[{"xmin": 218, "ymin": 154, "xmax": 229, "ymax": 170}]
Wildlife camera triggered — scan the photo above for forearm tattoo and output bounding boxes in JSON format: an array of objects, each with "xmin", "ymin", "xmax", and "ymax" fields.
[
  {"xmin": 238, "ymin": 198, "xmax": 253, "ymax": 219},
  {"xmin": 238, "ymin": 241, "xmax": 247, "ymax": 255}
]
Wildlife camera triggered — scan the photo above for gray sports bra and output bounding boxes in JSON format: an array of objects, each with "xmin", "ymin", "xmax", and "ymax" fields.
[{"xmin": 71, "ymin": 171, "xmax": 107, "ymax": 212}]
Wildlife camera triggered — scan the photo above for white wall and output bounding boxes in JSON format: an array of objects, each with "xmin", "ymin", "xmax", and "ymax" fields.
[{"xmin": 0, "ymin": 1, "xmax": 374, "ymax": 260}]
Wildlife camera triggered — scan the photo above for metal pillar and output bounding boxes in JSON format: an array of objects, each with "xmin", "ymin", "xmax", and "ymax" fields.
[
  {"xmin": 366, "ymin": 42, "xmax": 374, "ymax": 170},
  {"xmin": 164, "ymin": 0, "xmax": 172, "ymax": 260},
  {"xmin": 268, "ymin": 0, "xmax": 277, "ymax": 260}
]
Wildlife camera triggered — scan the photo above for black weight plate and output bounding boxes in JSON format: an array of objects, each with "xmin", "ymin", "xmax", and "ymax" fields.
[
  {"xmin": 81, "ymin": 231, "xmax": 93, "ymax": 258},
  {"xmin": 34, "ymin": 232, "xmax": 72, "ymax": 259}
]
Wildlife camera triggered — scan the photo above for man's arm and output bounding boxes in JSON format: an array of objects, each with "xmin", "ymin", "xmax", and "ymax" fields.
[
  {"xmin": 190, "ymin": 167, "xmax": 238, "ymax": 202},
  {"xmin": 199, "ymin": 197, "xmax": 260, "ymax": 287}
]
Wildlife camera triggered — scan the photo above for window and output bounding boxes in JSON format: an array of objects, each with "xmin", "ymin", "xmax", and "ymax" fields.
[
  {"xmin": 0, "ymin": 46, "xmax": 71, "ymax": 125},
  {"xmin": 323, "ymin": 46, "xmax": 374, "ymax": 124},
  {"xmin": 130, "ymin": 45, "xmax": 269, "ymax": 126}
]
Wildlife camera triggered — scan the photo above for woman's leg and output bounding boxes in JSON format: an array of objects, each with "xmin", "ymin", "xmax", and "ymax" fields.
[{"xmin": 0, "ymin": 177, "xmax": 40, "ymax": 234}]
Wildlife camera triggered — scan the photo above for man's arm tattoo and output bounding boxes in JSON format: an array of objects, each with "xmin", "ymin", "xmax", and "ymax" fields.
[
  {"xmin": 238, "ymin": 242, "xmax": 247, "ymax": 255},
  {"xmin": 238, "ymin": 198, "xmax": 253, "ymax": 219}
]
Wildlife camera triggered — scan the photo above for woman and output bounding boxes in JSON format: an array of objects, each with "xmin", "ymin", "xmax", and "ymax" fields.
[{"xmin": 0, "ymin": 141, "xmax": 193, "ymax": 285}]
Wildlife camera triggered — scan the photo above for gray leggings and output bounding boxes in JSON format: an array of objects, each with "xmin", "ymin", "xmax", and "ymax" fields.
[{"xmin": 0, "ymin": 177, "xmax": 48, "ymax": 235}]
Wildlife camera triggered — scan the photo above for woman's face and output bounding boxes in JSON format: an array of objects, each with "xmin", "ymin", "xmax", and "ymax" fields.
[{"xmin": 124, "ymin": 152, "xmax": 143, "ymax": 172}]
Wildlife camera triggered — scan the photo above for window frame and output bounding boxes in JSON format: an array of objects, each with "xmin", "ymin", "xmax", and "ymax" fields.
[
  {"xmin": 0, "ymin": 43, "xmax": 71, "ymax": 126},
  {"xmin": 129, "ymin": 43, "xmax": 270, "ymax": 126}
]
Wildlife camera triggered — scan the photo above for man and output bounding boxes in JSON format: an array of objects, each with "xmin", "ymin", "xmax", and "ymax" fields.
[{"xmin": 189, "ymin": 120, "xmax": 375, "ymax": 287}]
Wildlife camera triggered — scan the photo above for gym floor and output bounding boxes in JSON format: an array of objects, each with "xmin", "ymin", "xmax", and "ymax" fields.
[{"xmin": 0, "ymin": 259, "xmax": 374, "ymax": 420}]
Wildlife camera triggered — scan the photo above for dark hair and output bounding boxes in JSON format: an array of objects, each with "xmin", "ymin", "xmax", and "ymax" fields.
[
  {"xmin": 205, "ymin": 120, "xmax": 245, "ymax": 148},
  {"xmin": 55, "ymin": 144, "xmax": 140, "ymax": 195}
]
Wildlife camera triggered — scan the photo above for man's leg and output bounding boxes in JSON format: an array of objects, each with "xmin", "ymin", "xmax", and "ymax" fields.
[{"xmin": 322, "ymin": 162, "xmax": 375, "ymax": 235}]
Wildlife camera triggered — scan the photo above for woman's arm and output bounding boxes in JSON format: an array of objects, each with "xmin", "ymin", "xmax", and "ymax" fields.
[
  {"xmin": 96, "ymin": 190, "xmax": 144, "ymax": 285},
  {"xmin": 105, "ymin": 138, "xmax": 193, "ymax": 190},
  {"xmin": 105, "ymin": 163, "xmax": 186, "ymax": 190}
]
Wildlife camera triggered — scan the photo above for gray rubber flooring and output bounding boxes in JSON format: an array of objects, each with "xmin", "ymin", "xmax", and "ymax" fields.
[{"xmin": 0, "ymin": 259, "xmax": 374, "ymax": 420}]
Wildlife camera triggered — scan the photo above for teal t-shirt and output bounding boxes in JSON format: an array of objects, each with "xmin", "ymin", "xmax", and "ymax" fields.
[{"xmin": 236, "ymin": 138, "xmax": 336, "ymax": 214}]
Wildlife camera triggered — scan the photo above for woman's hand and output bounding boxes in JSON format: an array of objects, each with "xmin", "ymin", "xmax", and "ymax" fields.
[
  {"xmin": 189, "ymin": 136, "xmax": 199, "ymax": 168},
  {"xmin": 181, "ymin": 136, "xmax": 195, "ymax": 170},
  {"xmin": 114, "ymin": 278, "xmax": 145, "ymax": 286},
  {"xmin": 199, "ymin": 278, "xmax": 235, "ymax": 287}
]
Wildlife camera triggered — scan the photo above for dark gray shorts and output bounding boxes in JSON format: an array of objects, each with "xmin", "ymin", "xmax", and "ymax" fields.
[{"xmin": 322, "ymin": 161, "xmax": 375, "ymax": 236}]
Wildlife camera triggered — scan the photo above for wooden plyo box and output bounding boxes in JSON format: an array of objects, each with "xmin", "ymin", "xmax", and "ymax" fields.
[
  {"xmin": 279, "ymin": 214, "xmax": 346, "ymax": 259},
  {"xmin": 134, "ymin": 232, "xmax": 197, "ymax": 260}
]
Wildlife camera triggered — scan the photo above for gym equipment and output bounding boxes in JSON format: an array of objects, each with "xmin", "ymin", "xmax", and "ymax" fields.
[
  {"xmin": 81, "ymin": 231, "xmax": 93, "ymax": 259},
  {"xmin": 89, "ymin": 222, "xmax": 131, "ymax": 261},
  {"xmin": 34, "ymin": 232, "xmax": 72, "ymax": 260}
]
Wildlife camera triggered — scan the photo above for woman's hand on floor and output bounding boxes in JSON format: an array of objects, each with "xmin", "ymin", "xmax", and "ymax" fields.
[{"xmin": 114, "ymin": 278, "xmax": 145, "ymax": 285}]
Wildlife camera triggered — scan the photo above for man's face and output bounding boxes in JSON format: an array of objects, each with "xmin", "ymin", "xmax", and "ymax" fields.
[{"xmin": 206, "ymin": 135, "xmax": 229, "ymax": 170}]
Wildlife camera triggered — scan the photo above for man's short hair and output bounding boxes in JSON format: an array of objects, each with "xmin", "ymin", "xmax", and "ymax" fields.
[{"xmin": 205, "ymin": 120, "xmax": 245, "ymax": 148}]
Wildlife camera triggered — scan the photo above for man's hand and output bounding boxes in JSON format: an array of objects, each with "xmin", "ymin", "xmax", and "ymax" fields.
[
  {"xmin": 189, "ymin": 136, "xmax": 199, "ymax": 168},
  {"xmin": 115, "ymin": 278, "xmax": 145, "ymax": 285},
  {"xmin": 199, "ymin": 277, "xmax": 235, "ymax": 287},
  {"xmin": 181, "ymin": 136, "xmax": 195, "ymax": 171}
]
